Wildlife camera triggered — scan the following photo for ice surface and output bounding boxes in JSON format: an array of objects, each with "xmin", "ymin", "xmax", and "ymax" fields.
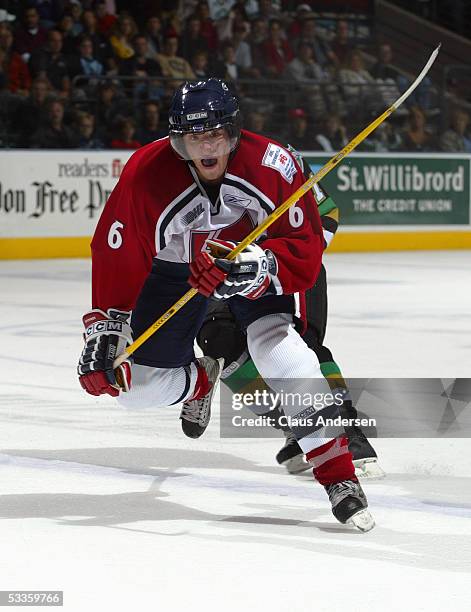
[{"xmin": 0, "ymin": 252, "xmax": 470, "ymax": 612}]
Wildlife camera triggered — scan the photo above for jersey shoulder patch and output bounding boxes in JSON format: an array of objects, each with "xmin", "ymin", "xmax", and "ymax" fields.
[{"xmin": 261, "ymin": 143, "xmax": 297, "ymax": 184}]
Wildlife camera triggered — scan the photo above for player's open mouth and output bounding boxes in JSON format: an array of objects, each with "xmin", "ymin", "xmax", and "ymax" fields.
[{"xmin": 201, "ymin": 158, "xmax": 217, "ymax": 167}]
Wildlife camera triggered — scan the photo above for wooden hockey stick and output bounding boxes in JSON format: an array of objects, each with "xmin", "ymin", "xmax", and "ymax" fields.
[{"xmin": 113, "ymin": 44, "xmax": 441, "ymax": 371}]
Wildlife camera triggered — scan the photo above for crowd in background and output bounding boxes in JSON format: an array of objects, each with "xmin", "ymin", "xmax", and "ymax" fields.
[{"xmin": 0, "ymin": 0, "xmax": 470, "ymax": 152}]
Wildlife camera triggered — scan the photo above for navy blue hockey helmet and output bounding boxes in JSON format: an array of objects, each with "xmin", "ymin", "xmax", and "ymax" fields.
[{"xmin": 168, "ymin": 79, "xmax": 241, "ymax": 160}]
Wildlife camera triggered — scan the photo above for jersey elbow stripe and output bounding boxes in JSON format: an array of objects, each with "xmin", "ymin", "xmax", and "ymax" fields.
[
  {"xmin": 318, "ymin": 197, "xmax": 337, "ymax": 217},
  {"xmin": 321, "ymin": 215, "xmax": 339, "ymax": 235},
  {"xmin": 323, "ymin": 229, "xmax": 335, "ymax": 247}
]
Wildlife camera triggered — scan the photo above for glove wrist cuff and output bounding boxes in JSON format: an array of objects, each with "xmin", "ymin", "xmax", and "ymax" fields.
[{"xmin": 265, "ymin": 249, "xmax": 278, "ymax": 276}]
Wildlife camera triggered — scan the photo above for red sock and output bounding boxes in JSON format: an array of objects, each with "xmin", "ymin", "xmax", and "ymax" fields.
[
  {"xmin": 188, "ymin": 362, "xmax": 210, "ymax": 401},
  {"xmin": 306, "ymin": 436, "xmax": 356, "ymax": 486}
]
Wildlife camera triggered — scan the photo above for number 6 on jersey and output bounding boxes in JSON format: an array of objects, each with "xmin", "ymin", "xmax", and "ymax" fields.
[
  {"xmin": 289, "ymin": 203, "xmax": 304, "ymax": 228},
  {"xmin": 108, "ymin": 220, "xmax": 124, "ymax": 249}
]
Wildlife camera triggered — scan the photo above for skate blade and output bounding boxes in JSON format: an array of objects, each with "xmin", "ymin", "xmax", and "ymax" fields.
[
  {"xmin": 347, "ymin": 508, "xmax": 375, "ymax": 532},
  {"xmin": 354, "ymin": 458, "xmax": 386, "ymax": 480},
  {"xmin": 282, "ymin": 455, "xmax": 311, "ymax": 474}
]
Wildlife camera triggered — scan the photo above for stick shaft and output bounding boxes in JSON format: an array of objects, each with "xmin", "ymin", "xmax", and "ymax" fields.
[{"xmin": 113, "ymin": 45, "xmax": 441, "ymax": 368}]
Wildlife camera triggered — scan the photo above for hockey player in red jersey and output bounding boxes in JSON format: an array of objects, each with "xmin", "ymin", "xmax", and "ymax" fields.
[{"xmin": 77, "ymin": 78, "xmax": 375, "ymax": 531}]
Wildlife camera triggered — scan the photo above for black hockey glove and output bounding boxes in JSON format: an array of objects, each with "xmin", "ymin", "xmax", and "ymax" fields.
[{"xmin": 78, "ymin": 308, "xmax": 133, "ymax": 397}]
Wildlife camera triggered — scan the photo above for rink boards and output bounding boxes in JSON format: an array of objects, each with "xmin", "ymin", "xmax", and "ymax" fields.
[{"xmin": 1, "ymin": 150, "xmax": 471, "ymax": 259}]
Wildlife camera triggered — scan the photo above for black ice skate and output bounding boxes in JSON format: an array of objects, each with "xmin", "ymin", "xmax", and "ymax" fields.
[
  {"xmin": 276, "ymin": 430, "xmax": 310, "ymax": 474},
  {"xmin": 180, "ymin": 357, "xmax": 223, "ymax": 439},
  {"xmin": 325, "ymin": 478, "xmax": 375, "ymax": 532},
  {"xmin": 347, "ymin": 426, "xmax": 385, "ymax": 480}
]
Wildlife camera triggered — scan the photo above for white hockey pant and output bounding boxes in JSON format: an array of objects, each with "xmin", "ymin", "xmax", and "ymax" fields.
[
  {"xmin": 117, "ymin": 361, "xmax": 199, "ymax": 409},
  {"xmin": 247, "ymin": 313, "xmax": 337, "ymax": 452}
]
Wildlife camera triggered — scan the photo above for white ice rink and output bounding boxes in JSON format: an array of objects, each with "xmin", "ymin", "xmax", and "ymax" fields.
[{"xmin": 0, "ymin": 251, "xmax": 470, "ymax": 612}]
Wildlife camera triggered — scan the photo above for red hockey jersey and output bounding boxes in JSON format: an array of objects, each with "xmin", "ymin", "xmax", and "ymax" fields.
[{"xmin": 91, "ymin": 130, "xmax": 323, "ymax": 311}]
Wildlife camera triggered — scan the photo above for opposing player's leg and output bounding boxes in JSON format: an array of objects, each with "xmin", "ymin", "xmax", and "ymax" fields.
[{"xmin": 117, "ymin": 260, "xmax": 223, "ymax": 438}]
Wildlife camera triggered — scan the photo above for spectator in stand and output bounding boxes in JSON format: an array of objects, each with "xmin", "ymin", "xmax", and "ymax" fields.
[
  {"xmin": 285, "ymin": 107, "xmax": 314, "ymax": 150},
  {"xmin": 95, "ymin": 80, "xmax": 132, "ymax": 141},
  {"xmin": 177, "ymin": 0, "xmax": 199, "ymax": 21},
  {"xmin": 0, "ymin": 10, "xmax": 16, "ymax": 31},
  {"xmin": 15, "ymin": 76, "xmax": 52, "ymax": 145},
  {"xmin": 29, "ymin": 0, "xmax": 63, "ymax": 29},
  {"xmin": 230, "ymin": 0, "xmax": 251, "ymax": 21},
  {"xmin": 401, "ymin": 106, "xmax": 436, "ymax": 152},
  {"xmin": 190, "ymin": 49, "xmax": 210, "ymax": 79},
  {"xmin": 288, "ymin": 4, "xmax": 313, "ymax": 38},
  {"xmin": 120, "ymin": 34, "xmax": 163, "ymax": 102},
  {"xmin": 30, "ymin": 97, "xmax": 77, "ymax": 148},
  {"xmin": 285, "ymin": 41, "xmax": 324, "ymax": 82},
  {"xmin": 218, "ymin": 5, "xmax": 247, "ymax": 43},
  {"xmin": 339, "ymin": 48, "xmax": 379, "ymax": 115},
  {"xmin": 95, "ymin": 1, "xmax": 117, "ymax": 37},
  {"xmin": 370, "ymin": 42, "xmax": 400, "ymax": 81},
  {"xmin": 144, "ymin": 15, "xmax": 163, "ymax": 60},
  {"xmin": 110, "ymin": 116, "xmax": 141, "ymax": 149},
  {"xmin": 123, "ymin": 35, "xmax": 162, "ymax": 80},
  {"xmin": 81, "ymin": 9, "xmax": 115, "ymax": 73},
  {"xmin": 0, "ymin": 26, "xmax": 31, "ymax": 96},
  {"xmin": 214, "ymin": 42, "xmax": 239, "ymax": 82},
  {"xmin": 366, "ymin": 42, "xmax": 402, "ymax": 111},
  {"xmin": 251, "ymin": 17, "xmax": 268, "ymax": 46},
  {"xmin": 250, "ymin": 17, "xmax": 268, "ymax": 75},
  {"xmin": 244, "ymin": 110, "xmax": 266, "ymax": 132},
  {"xmin": 256, "ymin": 0, "xmax": 282, "ymax": 21},
  {"xmin": 68, "ymin": 1, "xmax": 84, "ymax": 37},
  {"xmin": 382, "ymin": 42, "xmax": 431, "ymax": 110},
  {"xmin": 285, "ymin": 41, "xmax": 326, "ymax": 117},
  {"xmin": 157, "ymin": 35, "xmax": 195, "ymax": 83},
  {"xmin": 244, "ymin": 109, "xmax": 278, "ymax": 140},
  {"xmin": 75, "ymin": 110, "xmax": 104, "ymax": 148},
  {"xmin": 135, "ymin": 100, "xmax": 166, "ymax": 145},
  {"xmin": 29, "ymin": 29, "xmax": 71, "ymax": 98},
  {"xmin": 180, "ymin": 16, "xmax": 208, "ymax": 62},
  {"xmin": 58, "ymin": 14, "xmax": 79, "ymax": 57},
  {"xmin": 166, "ymin": 12, "xmax": 183, "ymax": 39},
  {"xmin": 441, "ymin": 108, "xmax": 471, "ymax": 153},
  {"xmin": 232, "ymin": 22, "xmax": 258, "ymax": 77},
  {"xmin": 68, "ymin": 34, "xmax": 104, "ymax": 94},
  {"xmin": 330, "ymin": 20, "xmax": 354, "ymax": 68},
  {"xmin": 109, "ymin": 14, "xmax": 137, "ymax": 61},
  {"xmin": 14, "ymin": 7, "xmax": 48, "ymax": 64},
  {"xmin": 194, "ymin": 1, "xmax": 218, "ymax": 52},
  {"xmin": 361, "ymin": 122, "xmax": 402, "ymax": 152},
  {"xmin": 262, "ymin": 19, "xmax": 293, "ymax": 77},
  {"xmin": 314, "ymin": 114, "xmax": 348, "ymax": 152},
  {"xmin": 296, "ymin": 14, "xmax": 335, "ymax": 70}
]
